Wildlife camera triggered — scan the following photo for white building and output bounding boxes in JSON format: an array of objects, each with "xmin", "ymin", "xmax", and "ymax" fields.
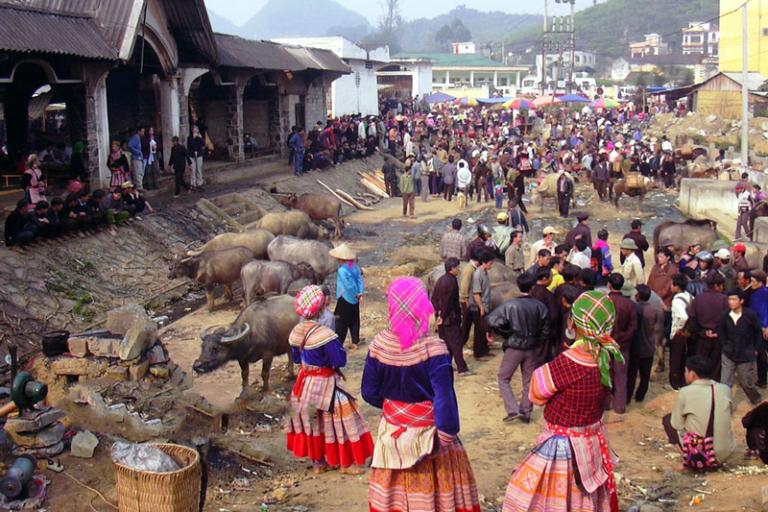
[
  {"xmin": 629, "ymin": 33, "xmax": 668, "ymax": 58},
  {"xmin": 452, "ymin": 42, "xmax": 476, "ymax": 55},
  {"xmin": 376, "ymin": 57, "xmax": 434, "ymax": 99},
  {"xmin": 682, "ymin": 22, "xmax": 719, "ymax": 56},
  {"xmin": 273, "ymin": 36, "xmax": 389, "ymax": 116},
  {"xmin": 536, "ymin": 50, "xmax": 596, "ymax": 70}
]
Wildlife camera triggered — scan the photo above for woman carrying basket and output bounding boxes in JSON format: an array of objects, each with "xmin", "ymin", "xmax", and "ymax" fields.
[{"xmin": 286, "ymin": 285, "xmax": 374, "ymax": 474}]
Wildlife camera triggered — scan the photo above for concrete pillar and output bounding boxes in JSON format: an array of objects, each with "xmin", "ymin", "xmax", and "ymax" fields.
[
  {"xmin": 84, "ymin": 68, "xmax": 111, "ymax": 188},
  {"xmin": 226, "ymin": 75, "xmax": 245, "ymax": 162},
  {"xmin": 470, "ymin": 71, "xmax": 475, "ymax": 86},
  {"xmin": 493, "ymin": 71, "xmax": 499, "ymax": 88},
  {"xmin": 158, "ymin": 74, "xmax": 180, "ymax": 168},
  {"xmin": 445, "ymin": 71, "xmax": 450, "ymax": 86},
  {"xmin": 516, "ymin": 72, "xmax": 521, "ymax": 89}
]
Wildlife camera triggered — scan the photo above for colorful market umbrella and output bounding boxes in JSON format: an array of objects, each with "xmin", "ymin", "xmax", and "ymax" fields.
[
  {"xmin": 504, "ymin": 98, "xmax": 536, "ymax": 110},
  {"xmin": 424, "ymin": 92, "xmax": 456, "ymax": 104},
  {"xmin": 533, "ymin": 95, "xmax": 560, "ymax": 107},
  {"xmin": 558, "ymin": 94, "xmax": 590, "ymax": 103},
  {"xmin": 590, "ymin": 98, "xmax": 620, "ymax": 109},
  {"xmin": 458, "ymin": 97, "xmax": 479, "ymax": 107}
]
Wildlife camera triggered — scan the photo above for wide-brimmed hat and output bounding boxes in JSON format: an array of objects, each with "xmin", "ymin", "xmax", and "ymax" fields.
[
  {"xmin": 329, "ymin": 243, "xmax": 356, "ymax": 260},
  {"xmin": 543, "ymin": 226, "xmax": 557, "ymax": 235},
  {"xmin": 620, "ymin": 239, "xmax": 638, "ymax": 250}
]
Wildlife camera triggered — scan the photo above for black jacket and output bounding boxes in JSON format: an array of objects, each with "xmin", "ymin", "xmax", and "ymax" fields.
[
  {"xmin": 717, "ymin": 307, "xmax": 762, "ymax": 363},
  {"xmin": 4, "ymin": 209, "xmax": 25, "ymax": 246},
  {"xmin": 486, "ymin": 296, "xmax": 550, "ymax": 351}
]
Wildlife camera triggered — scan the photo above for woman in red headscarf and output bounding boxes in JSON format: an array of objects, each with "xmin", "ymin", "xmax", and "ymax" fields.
[
  {"xmin": 286, "ymin": 285, "xmax": 374, "ymax": 474},
  {"xmin": 363, "ymin": 277, "xmax": 480, "ymax": 512}
]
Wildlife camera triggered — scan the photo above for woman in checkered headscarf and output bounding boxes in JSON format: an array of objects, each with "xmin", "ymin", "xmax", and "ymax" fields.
[
  {"xmin": 502, "ymin": 290, "xmax": 622, "ymax": 512},
  {"xmin": 285, "ymin": 285, "xmax": 374, "ymax": 474},
  {"xmin": 363, "ymin": 277, "xmax": 481, "ymax": 512}
]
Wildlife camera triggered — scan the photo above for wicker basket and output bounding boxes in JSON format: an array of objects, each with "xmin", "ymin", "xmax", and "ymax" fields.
[
  {"xmin": 625, "ymin": 172, "xmax": 645, "ymax": 189},
  {"xmin": 114, "ymin": 443, "xmax": 201, "ymax": 512}
]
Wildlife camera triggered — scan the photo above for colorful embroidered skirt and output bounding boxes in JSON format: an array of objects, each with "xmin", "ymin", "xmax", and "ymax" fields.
[
  {"xmin": 369, "ymin": 440, "xmax": 481, "ymax": 512},
  {"xmin": 286, "ymin": 388, "xmax": 374, "ymax": 467},
  {"xmin": 502, "ymin": 433, "xmax": 611, "ymax": 512}
]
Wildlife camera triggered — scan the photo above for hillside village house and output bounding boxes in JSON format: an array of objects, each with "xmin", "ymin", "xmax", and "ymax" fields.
[
  {"xmin": 681, "ymin": 22, "xmax": 719, "ymax": 56},
  {"xmin": 629, "ymin": 33, "xmax": 669, "ymax": 58},
  {"xmin": 273, "ymin": 37, "xmax": 389, "ymax": 117},
  {"xmin": 0, "ymin": 0, "xmax": 348, "ymax": 188}
]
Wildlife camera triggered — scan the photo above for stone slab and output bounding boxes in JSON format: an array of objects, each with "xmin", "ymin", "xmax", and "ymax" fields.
[
  {"xmin": 87, "ymin": 338, "xmax": 121, "ymax": 358},
  {"xmin": 67, "ymin": 338, "xmax": 89, "ymax": 358},
  {"xmin": 4, "ymin": 408, "xmax": 65, "ymax": 434},
  {"xmin": 129, "ymin": 360, "xmax": 149, "ymax": 381},
  {"xmin": 13, "ymin": 440, "xmax": 64, "ymax": 458},
  {"xmin": 51, "ymin": 358, "xmax": 108, "ymax": 377},
  {"xmin": 120, "ymin": 320, "xmax": 157, "ymax": 361},
  {"xmin": 107, "ymin": 304, "xmax": 150, "ymax": 336},
  {"xmin": 6, "ymin": 422, "xmax": 66, "ymax": 448}
]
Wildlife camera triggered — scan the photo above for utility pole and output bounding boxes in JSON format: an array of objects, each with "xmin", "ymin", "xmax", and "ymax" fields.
[
  {"xmin": 742, "ymin": 2, "xmax": 749, "ymax": 169},
  {"xmin": 568, "ymin": 0, "xmax": 575, "ymax": 94},
  {"xmin": 541, "ymin": 0, "xmax": 548, "ymax": 95}
]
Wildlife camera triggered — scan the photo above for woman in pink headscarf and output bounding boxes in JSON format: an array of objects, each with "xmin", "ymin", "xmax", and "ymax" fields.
[{"xmin": 363, "ymin": 277, "xmax": 480, "ymax": 512}]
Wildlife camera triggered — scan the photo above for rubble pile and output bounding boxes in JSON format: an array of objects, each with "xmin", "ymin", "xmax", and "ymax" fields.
[{"xmin": 31, "ymin": 304, "xmax": 193, "ymax": 440}]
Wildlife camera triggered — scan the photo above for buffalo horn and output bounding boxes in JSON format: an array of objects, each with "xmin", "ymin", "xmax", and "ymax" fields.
[
  {"xmin": 199, "ymin": 325, "xmax": 216, "ymax": 339},
  {"xmin": 220, "ymin": 323, "xmax": 250, "ymax": 344}
]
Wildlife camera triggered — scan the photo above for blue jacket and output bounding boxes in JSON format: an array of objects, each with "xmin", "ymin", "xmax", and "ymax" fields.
[
  {"xmin": 336, "ymin": 263, "xmax": 364, "ymax": 304},
  {"xmin": 749, "ymin": 286, "xmax": 768, "ymax": 328},
  {"xmin": 127, "ymin": 134, "xmax": 143, "ymax": 161}
]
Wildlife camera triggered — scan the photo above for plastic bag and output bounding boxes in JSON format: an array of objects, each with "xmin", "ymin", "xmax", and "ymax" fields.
[{"xmin": 111, "ymin": 442, "xmax": 180, "ymax": 473}]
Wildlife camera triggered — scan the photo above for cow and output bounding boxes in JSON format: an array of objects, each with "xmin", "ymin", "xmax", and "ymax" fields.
[
  {"xmin": 168, "ymin": 246, "xmax": 254, "ymax": 311},
  {"xmin": 187, "ymin": 230, "xmax": 274, "ymax": 259},
  {"xmin": 267, "ymin": 235, "xmax": 337, "ymax": 282},
  {"xmin": 193, "ymin": 295, "xmax": 299, "ymax": 397},
  {"xmin": 278, "ymin": 193, "xmax": 344, "ymax": 238},
  {"xmin": 241, "ymin": 260, "xmax": 319, "ymax": 306}
]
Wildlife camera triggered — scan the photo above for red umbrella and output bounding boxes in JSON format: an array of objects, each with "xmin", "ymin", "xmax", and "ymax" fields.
[{"xmin": 504, "ymin": 98, "xmax": 536, "ymax": 110}]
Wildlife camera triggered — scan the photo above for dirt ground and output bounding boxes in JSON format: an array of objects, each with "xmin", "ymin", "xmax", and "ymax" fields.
[{"xmin": 43, "ymin": 181, "xmax": 767, "ymax": 512}]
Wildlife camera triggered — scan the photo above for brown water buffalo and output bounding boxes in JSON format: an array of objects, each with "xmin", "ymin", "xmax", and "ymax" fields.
[
  {"xmin": 252, "ymin": 211, "xmax": 325, "ymax": 239},
  {"xmin": 278, "ymin": 193, "xmax": 344, "ymax": 238},
  {"xmin": 611, "ymin": 178, "xmax": 648, "ymax": 211},
  {"xmin": 193, "ymin": 295, "xmax": 299, "ymax": 396},
  {"xmin": 241, "ymin": 260, "xmax": 318, "ymax": 306},
  {"xmin": 653, "ymin": 219, "xmax": 719, "ymax": 255},
  {"xmin": 169, "ymin": 246, "xmax": 254, "ymax": 311},
  {"xmin": 531, "ymin": 172, "xmax": 575, "ymax": 212},
  {"xmin": 490, "ymin": 281, "xmax": 521, "ymax": 310},
  {"xmin": 267, "ymin": 235, "xmax": 337, "ymax": 282},
  {"xmin": 188, "ymin": 230, "xmax": 274, "ymax": 259}
]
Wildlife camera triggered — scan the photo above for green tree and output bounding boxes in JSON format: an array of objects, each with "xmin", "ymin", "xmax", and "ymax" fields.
[
  {"xmin": 435, "ymin": 24, "xmax": 454, "ymax": 50},
  {"xmin": 450, "ymin": 19, "xmax": 472, "ymax": 42}
]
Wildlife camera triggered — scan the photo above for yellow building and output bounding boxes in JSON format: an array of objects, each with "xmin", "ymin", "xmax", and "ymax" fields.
[{"xmin": 720, "ymin": 0, "xmax": 768, "ymax": 75}]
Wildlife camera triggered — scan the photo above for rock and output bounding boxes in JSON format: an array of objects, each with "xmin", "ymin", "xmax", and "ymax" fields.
[
  {"xmin": 87, "ymin": 338, "xmax": 122, "ymax": 358},
  {"xmin": 13, "ymin": 441, "xmax": 64, "ymax": 458},
  {"xmin": 71, "ymin": 430, "xmax": 99, "ymax": 458},
  {"xmin": 67, "ymin": 338, "xmax": 89, "ymax": 358},
  {"xmin": 120, "ymin": 320, "xmax": 157, "ymax": 361},
  {"xmin": 129, "ymin": 359, "xmax": 149, "ymax": 381},
  {"xmin": 147, "ymin": 345, "xmax": 167, "ymax": 365},
  {"xmin": 104, "ymin": 365, "xmax": 129, "ymax": 382},
  {"xmin": 149, "ymin": 366, "xmax": 170, "ymax": 379},
  {"xmin": 51, "ymin": 358, "xmax": 108, "ymax": 377},
  {"xmin": 6, "ymin": 422, "xmax": 66, "ymax": 448},
  {"xmin": 4, "ymin": 408, "xmax": 65, "ymax": 434}
]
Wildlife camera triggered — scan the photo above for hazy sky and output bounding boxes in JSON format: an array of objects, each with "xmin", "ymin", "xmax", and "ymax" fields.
[{"xmin": 203, "ymin": 0, "xmax": 595, "ymax": 27}]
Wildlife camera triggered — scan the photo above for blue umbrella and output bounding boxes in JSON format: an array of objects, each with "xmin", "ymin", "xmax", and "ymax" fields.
[
  {"xmin": 424, "ymin": 92, "xmax": 456, "ymax": 104},
  {"xmin": 558, "ymin": 94, "xmax": 590, "ymax": 103}
]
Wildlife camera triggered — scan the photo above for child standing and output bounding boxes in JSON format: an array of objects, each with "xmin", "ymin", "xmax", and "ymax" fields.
[{"xmin": 494, "ymin": 179, "xmax": 504, "ymax": 209}]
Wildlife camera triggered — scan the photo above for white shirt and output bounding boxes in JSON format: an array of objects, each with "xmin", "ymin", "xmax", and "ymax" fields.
[
  {"xmin": 457, "ymin": 164, "xmax": 472, "ymax": 189},
  {"xmin": 621, "ymin": 252, "xmax": 645, "ymax": 288},
  {"xmin": 671, "ymin": 291, "xmax": 692, "ymax": 337},
  {"xmin": 662, "ymin": 140, "xmax": 673, "ymax": 152},
  {"xmin": 569, "ymin": 249, "xmax": 591, "ymax": 269}
]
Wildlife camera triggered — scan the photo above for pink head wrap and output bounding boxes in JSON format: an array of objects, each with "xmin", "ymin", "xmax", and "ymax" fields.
[{"xmin": 386, "ymin": 277, "xmax": 435, "ymax": 351}]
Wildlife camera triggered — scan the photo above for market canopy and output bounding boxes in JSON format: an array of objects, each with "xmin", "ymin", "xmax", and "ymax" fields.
[
  {"xmin": 424, "ymin": 92, "xmax": 456, "ymax": 104},
  {"xmin": 533, "ymin": 95, "xmax": 560, "ymax": 107},
  {"xmin": 559, "ymin": 94, "xmax": 590, "ymax": 103},
  {"xmin": 477, "ymin": 97, "xmax": 510, "ymax": 104},
  {"xmin": 590, "ymin": 98, "xmax": 620, "ymax": 109},
  {"xmin": 504, "ymin": 98, "xmax": 536, "ymax": 110}
]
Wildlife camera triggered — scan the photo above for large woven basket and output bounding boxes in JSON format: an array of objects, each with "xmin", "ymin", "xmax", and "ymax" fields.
[
  {"xmin": 114, "ymin": 443, "xmax": 201, "ymax": 512},
  {"xmin": 625, "ymin": 172, "xmax": 644, "ymax": 189}
]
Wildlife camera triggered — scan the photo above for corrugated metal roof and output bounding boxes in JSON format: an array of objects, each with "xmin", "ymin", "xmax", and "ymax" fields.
[
  {"xmin": 215, "ymin": 33, "xmax": 349, "ymax": 74},
  {"xmin": 158, "ymin": 0, "xmax": 217, "ymax": 66},
  {"xmin": 722, "ymin": 72, "xmax": 768, "ymax": 91},
  {"xmin": 0, "ymin": 4, "xmax": 116, "ymax": 59}
]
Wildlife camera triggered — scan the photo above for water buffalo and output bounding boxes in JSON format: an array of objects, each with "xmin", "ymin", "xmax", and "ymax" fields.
[
  {"xmin": 169, "ymin": 246, "xmax": 254, "ymax": 311},
  {"xmin": 748, "ymin": 201, "xmax": 768, "ymax": 240},
  {"xmin": 491, "ymin": 281, "xmax": 522, "ymax": 310},
  {"xmin": 425, "ymin": 260, "xmax": 517, "ymax": 294},
  {"xmin": 278, "ymin": 193, "xmax": 344, "ymax": 238},
  {"xmin": 611, "ymin": 178, "xmax": 649, "ymax": 211},
  {"xmin": 193, "ymin": 295, "xmax": 299, "ymax": 397},
  {"xmin": 188, "ymin": 230, "xmax": 274, "ymax": 259},
  {"xmin": 531, "ymin": 172, "xmax": 575, "ymax": 211},
  {"xmin": 241, "ymin": 260, "xmax": 319, "ymax": 306},
  {"xmin": 251, "ymin": 210, "xmax": 326, "ymax": 239},
  {"xmin": 267, "ymin": 235, "xmax": 337, "ymax": 282},
  {"xmin": 653, "ymin": 219, "xmax": 719, "ymax": 255}
]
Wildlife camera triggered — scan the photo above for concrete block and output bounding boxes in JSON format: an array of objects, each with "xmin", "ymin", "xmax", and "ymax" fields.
[
  {"xmin": 67, "ymin": 338, "xmax": 89, "ymax": 358},
  {"xmin": 129, "ymin": 359, "xmax": 149, "ymax": 381},
  {"xmin": 71, "ymin": 430, "xmax": 99, "ymax": 458},
  {"xmin": 87, "ymin": 338, "xmax": 121, "ymax": 358},
  {"xmin": 107, "ymin": 304, "xmax": 150, "ymax": 335}
]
